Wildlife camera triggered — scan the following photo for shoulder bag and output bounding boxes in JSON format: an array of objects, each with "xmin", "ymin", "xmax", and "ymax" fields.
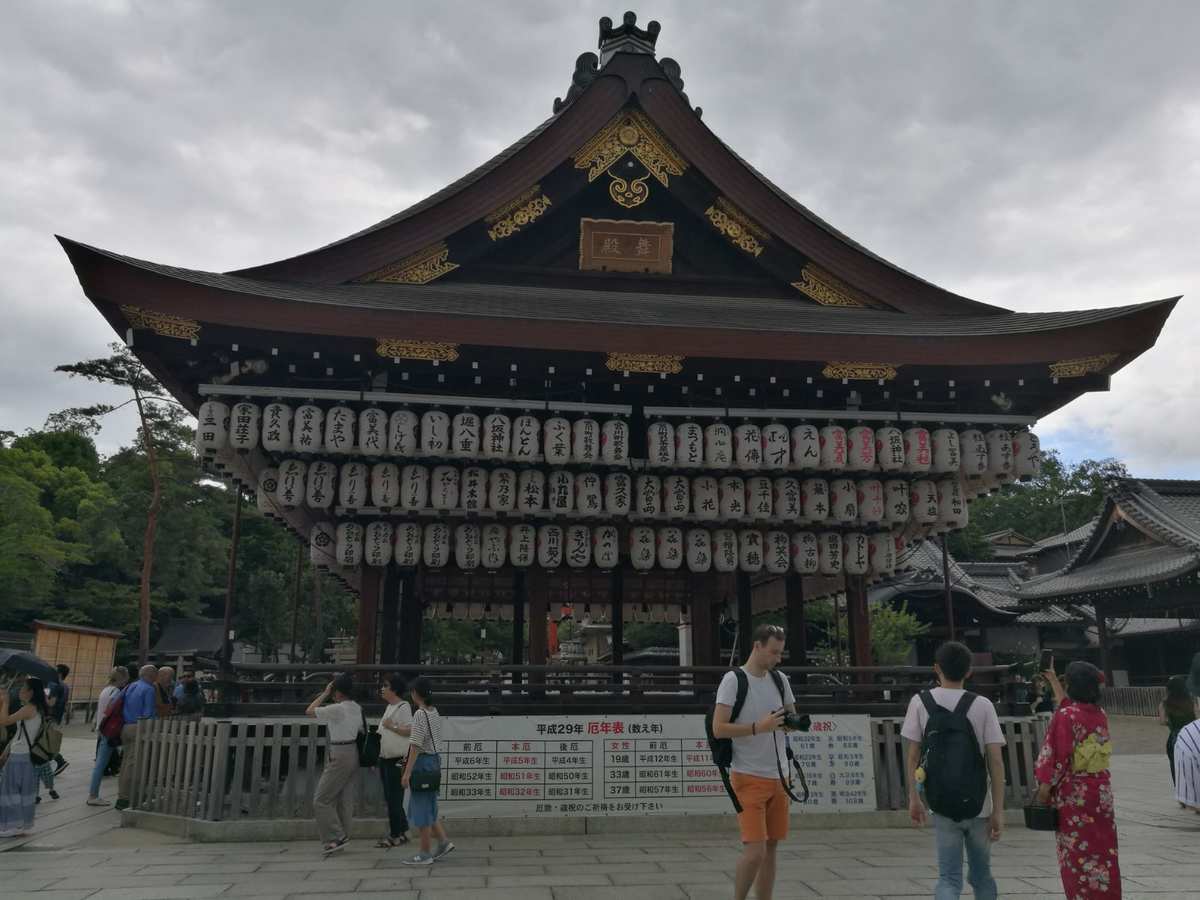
[{"xmin": 357, "ymin": 707, "xmax": 380, "ymax": 767}]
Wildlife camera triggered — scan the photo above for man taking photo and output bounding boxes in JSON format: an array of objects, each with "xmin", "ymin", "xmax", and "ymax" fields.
[{"xmin": 711, "ymin": 624, "xmax": 797, "ymax": 900}]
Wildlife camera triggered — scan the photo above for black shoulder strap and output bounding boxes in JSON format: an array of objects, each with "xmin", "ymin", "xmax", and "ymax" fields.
[
  {"xmin": 769, "ymin": 669, "xmax": 788, "ymax": 707},
  {"xmin": 423, "ymin": 708, "xmax": 437, "ymax": 754},
  {"xmin": 729, "ymin": 668, "xmax": 750, "ymax": 722},
  {"xmin": 953, "ymin": 692, "xmax": 978, "ymax": 717},
  {"xmin": 919, "ymin": 690, "xmax": 940, "ymax": 717}
]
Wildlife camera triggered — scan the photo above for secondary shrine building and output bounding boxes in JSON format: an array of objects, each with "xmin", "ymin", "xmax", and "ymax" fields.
[{"xmin": 59, "ymin": 12, "xmax": 1176, "ymax": 680}]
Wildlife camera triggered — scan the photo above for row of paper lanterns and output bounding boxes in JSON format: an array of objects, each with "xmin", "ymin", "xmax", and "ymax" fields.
[
  {"xmin": 258, "ymin": 463, "xmax": 968, "ymax": 528},
  {"xmin": 199, "ymin": 400, "xmax": 1039, "ymax": 477},
  {"xmin": 310, "ymin": 520, "xmax": 902, "ymax": 577}
]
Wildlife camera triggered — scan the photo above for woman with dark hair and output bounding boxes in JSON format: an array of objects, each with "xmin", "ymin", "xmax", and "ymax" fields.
[
  {"xmin": 1157, "ymin": 675, "xmax": 1197, "ymax": 797},
  {"xmin": 1035, "ymin": 661, "xmax": 1122, "ymax": 897},
  {"xmin": 306, "ymin": 673, "xmax": 364, "ymax": 856},
  {"xmin": 376, "ymin": 673, "xmax": 412, "ymax": 848},
  {"xmin": 0, "ymin": 677, "xmax": 50, "ymax": 837},
  {"xmin": 399, "ymin": 677, "xmax": 454, "ymax": 865}
]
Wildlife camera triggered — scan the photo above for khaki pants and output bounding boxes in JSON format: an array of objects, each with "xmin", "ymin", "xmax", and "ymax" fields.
[
  {"xmin": 314, "ymin": 744, "xmax": 358, "ymax": 843},
  {"xmin": 116, "ymin": 723, "xmax": 139, "ymax": 803}
]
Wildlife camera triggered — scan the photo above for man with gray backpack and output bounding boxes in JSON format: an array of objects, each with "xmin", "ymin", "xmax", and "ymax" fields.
[{"xmin": 902, "ymin": 641, "xmax": 1007, "ymax": 900}]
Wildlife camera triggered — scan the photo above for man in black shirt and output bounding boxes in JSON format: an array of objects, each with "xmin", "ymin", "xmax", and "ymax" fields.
[{"xmin": 46, "ymin": 664, "xmax": 71, "ymax": 775}]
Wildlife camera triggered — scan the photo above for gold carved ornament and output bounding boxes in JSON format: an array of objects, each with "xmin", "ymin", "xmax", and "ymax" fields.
[
  {"xmin": 1048, "ymin": 353, "xmax": 1119, "ymax": 378},
  {"xmin": 357, "ymin": 242, "xmax": 459, "ymax": 285},
  {"xmin": 485, "ymin": 185, "xmax": 552, "ymax": 241},
  {"xmin": 605, "ymin": 352, "xmax": 684, "ymax": 375},
  {"xmin": 120, "ymin": 305, "xmax": 201, "ymax": 341},
  {"xmin": 821, "ymin": 362, "xmax": 898, "ymax": 381},
  {"xmin": 791, "ymin": 265, "xmax": 869, "ymax": 308},
  {"xmin": 573, "ymin": 111, "xmax": 687, "ymax": 209},
  {"xmin": 375, "ymin": 339, "xmax": 460, "ymax": 362},
  {"xmin": 607, "ymin": 170, "xmax": 651, "ymax": 209},
  {"xmin": 704, "ymin": 197, "xmax": 768, "ymax": 258}
]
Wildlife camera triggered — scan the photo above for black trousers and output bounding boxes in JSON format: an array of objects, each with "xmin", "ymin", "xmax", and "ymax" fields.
[
  {"xmin": 1168, "ymin": 731, "xmax": 1178, "ymax": 785},
  {"xmin": 379, "ymin": 756, "xmax": 409, "ymax": 838}
]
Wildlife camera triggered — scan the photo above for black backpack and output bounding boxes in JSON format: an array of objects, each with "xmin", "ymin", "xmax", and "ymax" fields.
[{"xmin": 918, "ymin": 691, "xmax": 988, "ymax": 822}]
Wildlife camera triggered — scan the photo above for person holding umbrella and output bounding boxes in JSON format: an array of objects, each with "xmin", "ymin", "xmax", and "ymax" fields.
[{"xmin": 0, "ymin": 677, "xmax": 50, "ymax": 838}]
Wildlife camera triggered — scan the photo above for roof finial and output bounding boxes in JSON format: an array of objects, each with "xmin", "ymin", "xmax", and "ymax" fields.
[{"xmin": 598, "ymin": 11, "xmax": 661, "ymax": 66}]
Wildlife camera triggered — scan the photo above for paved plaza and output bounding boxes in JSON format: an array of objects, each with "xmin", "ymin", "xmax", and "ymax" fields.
[{"xmin": 2, "ymin": 723, "xmax": 1198, "ymax": 899}]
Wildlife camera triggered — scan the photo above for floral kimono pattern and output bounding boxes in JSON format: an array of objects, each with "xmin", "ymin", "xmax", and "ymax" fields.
[{"xmin": 1035, "ymin": 701, "xmax": 1121, "ymax": 898}]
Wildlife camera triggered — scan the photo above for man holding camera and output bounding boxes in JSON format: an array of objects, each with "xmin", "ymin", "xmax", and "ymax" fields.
[{"xmin": 712, "ymin": 624, "xmax": 799, "ymax": 900}]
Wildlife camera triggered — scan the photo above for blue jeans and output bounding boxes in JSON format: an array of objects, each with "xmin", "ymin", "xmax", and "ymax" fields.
[
  {"xmin": 89, "ymin": 736, "xmax": 114, "ymax": 799},
  {"xmin": 932, "ymin": 813, "xmax": 997, "ymax": 900}
]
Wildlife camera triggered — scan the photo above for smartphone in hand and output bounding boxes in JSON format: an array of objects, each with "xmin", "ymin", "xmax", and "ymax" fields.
[{"xmin": 1039, "ymin": 649, "xmax": 1054, "ymax": 672}]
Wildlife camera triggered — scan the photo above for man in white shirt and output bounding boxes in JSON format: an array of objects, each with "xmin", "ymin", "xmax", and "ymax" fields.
[
  {"xmin": 902, "ymin": 641, "xmax": 1006, "ymax": 900},
  {"xmin": 306, "ymin": 674, "xmax": 363, "ymax": 855},
  {"xmin": 711, "ymin": 625, "xmax": 797, "ymax": 900}
]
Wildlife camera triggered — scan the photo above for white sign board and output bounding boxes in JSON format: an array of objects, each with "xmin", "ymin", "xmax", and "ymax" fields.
[{"xmin": 431, "ymin": 713, "xmax": 875, "ymax": 817}]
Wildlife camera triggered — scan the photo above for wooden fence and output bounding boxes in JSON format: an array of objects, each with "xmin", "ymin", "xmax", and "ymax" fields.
[{"xmin": 1101, "ymin": 686, "xmax": 1166, "ymax": 717}]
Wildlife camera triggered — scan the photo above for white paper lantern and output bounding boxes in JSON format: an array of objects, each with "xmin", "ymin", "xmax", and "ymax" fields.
[
  {"xmin": 647, "ymin": 420, "xmax": 675, "ymax": 467},
  {"xmin": 773, "ymin": 477, "xmax": 802, "ymax": 521},
  {"xmin": 431, "ymin": 465, "xmax": 461, "ymax": 510},
  {"xmin": 336, "ymin": 523, "xmax": 364, "ymax": 567},
  {"xmin": 663, "ymin": 475, "xmax": 691, "ymax": 519},
  {"xmin": 604, "ymin": 472, "xmax": 632, "ymax": 516},
  {"xmin": 310, "ymin": 522, "xmax": 336, "ymax": 567},
  {"xmin": 686, "ymin": 528, "xmax": 712, "ymax": 573},
  {"xmin": 357, "ymin": 408, "xmax": 386, "ymax": 456},
  {"xmin": 228, "ymin": 402, "xmax": 261, "ymax": 451},
  {"xmin": 791, "ymin": 532, "xmax": 819, "ymax": 574},
  {"xmin": 364, "ymin": 522, "xmax": 393, "ymax": 567},
  {"xmin": 600, "ymin": 418, "xmax": 629, "ymax": 465},
  {"xmin": 884, "ymin": 479, "xmax": 910, "ymax": 524},
  {"xmin": 875, "ymin": 426, "xmax": 906, "ymax": 472},
  {"xmin": 734, "ymin": 423, "xmax": 763, "ymax": 470},
  {"xmin": 572, "ymin": 418, "xmax": 601, "ymax": 464},
  {"xmin": 420, "ymin": 410, "xmax": 450, "ymax": 456},
  {"xmin": 738, "ymin": 530, "xmax": 764, "ymax": 572},
  {"xmin": 489, "ymin": 468, "xmax": 517, "ymax": 513},
  {"xmin": 910, "ymin": 479, "xmax": 940, "ymax": 524},
  {"xmin": 394, "ymin": 522, "xmax": 422, "ymax": 567},
  {"xmin": 819, "ymin": 424, "xmax": 848, "ymax": 472},
  {"xmin": 196, "ymin": 400, "xmax": 230, "ymax": 452},
  {"xmin": 483, "ymin": 412, "xmax": 512, "ymax": 459},
  {"xmin": 829, "ymin": 478, "xmax": 858, "ymax": 523},
  {"xmin": 516, "ymin": 469, "xmax": 543, "ymax": 514},
  {"xmin": 575, "ymin": 472, "xmax": 603, "ymax": 516},
  {"xmin": 593, "ymin": 525, "xmax": 620, "ymax": 569},
  {"xmin": 388, "ymin": 410, "xmax": 419, "ymax": 456},
  {"xmin": 324, "ymin": 406, "xmax": 355, "ymax": 454},
  {"xmin": 691, "ymin": 476, "xmax": 719, "ymax": 521},
  {"xmin": 847, "ymin": 425, "xmax": 876, "ymax": 472},
  {"xmin": 986, "ymin": 428, "xmax": 1014, "ymax": 476},
  {"xmin": 843, "ymin": 532, "xmax": 869, "ymax": 576},
  {"xmin": 760, "ymin": 423, "xmax": 790, "ymax": 470},
  {"xmin": 932, "ymin": 428, "xmax": 961, "ymax": 474},
  {"xmin": 306, "ymin": 461, "xmax": 337, "ymax": 509},
  {"xmin": 629, "ymin": 525, "xmax": 656, "ymax": 571},
  {"xmin": 747, "ymin": 476, "xmax": 773, "ymax": 520},
  {"xmin": 713, "ymin": 529, "xmax": 738, "ymax": 573},
  {"xmin": 765, "ymin": 530, "xmax": 790, "ymax": 574},
  {"xmin": 790, "ymin": 424, "xmax": 820, "ymax": 470},
  {"xmin": 657, "ymin": 527, "xmax": 684, "ymax": 570},
  {"xmin": 276, "ymin": 460, "xmax": 307, "ymax": 508},
  {"xmin": 704, "ymin": 422, "xmax": 733, "ymax": 468},
  {"xmin": 422, "ymin": 522, "xmax": 450, "ymax": 568},
  {"xmin": 460, "ymin": 467, "xmax": 488, "ymax": 513},
  {"xmin": 401, "ymin": 464, "xmax": 430, "ymax": 511},
  {"xmin": 904, "ymin": 427, "xmax": 932, "ymax": 474},
  {"xmin": 256, "ymin": 468, "xmax": 279, "ymax": 516},
  {"xmin": 719, "ymin": 476, "xmax": 746, "ymax": 520},
  {"xmin": 508, "ymin": 524, "xmax": 536, "ymax": 567},
  {"xmin": 292, "ymin": 404, "xmax": 324, "ymax": 453},
  {"xmin": 959, "ymin": 428, "xmax": 989, "ymax": 476},
  {"xmin": 937, "ymin": 478, "xmax": 969, "ymax": 528},
  {"xmin": 512, "ymin": 414, "xmax": 541, "ymax": 462},
  {"xmin": 818, "ymin": 532, "xmax": 843, "ymax": 575},
  {"xmin": 450, "ymin": 411, "xmax": 481, "ymax": 458},
  {"xmin": 482, "ymin": 523, "xmax": 507, "ymax": 570},
  {"xmin": 868, "ymin": 533, "xmax": 896, "ymax": 575},
  {"xmin": 1013, "ymin": 430, "xmax": 1041, "ymax": 479},
  {"xmin": 543, "ymin": 416, "xmax": 571, "ymax": 464},
  {"xmin": 370, "ymin": 463, "xmax": 400, "ymax": 509},
  {"xmin": 675, "ymin": 421, "xmax": 704, "ymax": 468},
  {"xmin": 544, "ymin": 469, "xmax": 571, "ymax": 515},
  {"xmin": 452, "ymin": 523, "xmax": 480, "ymax": 570},
  {"xmin": 857, "ymin": 479, "xmax": 885, "ymax": 525},
  {"xmin": 635, "ymin": 475, "xmax": 662, "ymax": 517},
  {"xmin": 802, "ymin": 478, "xmax": 830, "ymax": 522},
  {"xmin": 261, "ymin": 402, "xmax": 293, "ymax": 453},
  {"xmin": 538, "ymin": 523, "xmax": 565, "ymax": 568},
  {"xmin": 338, "ymin": 462, "xmax": 368, "ymax": 510}
]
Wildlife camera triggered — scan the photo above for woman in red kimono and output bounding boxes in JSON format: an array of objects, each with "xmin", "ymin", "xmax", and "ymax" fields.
[{"xmin": 1034, "ymin": 661, "xmax": 1121, "ymax": 898}]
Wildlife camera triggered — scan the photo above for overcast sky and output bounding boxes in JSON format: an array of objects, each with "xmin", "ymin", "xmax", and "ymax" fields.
[{"xmin": 3, "ymin": 1, "xmax": 1198, "ymax": 476}]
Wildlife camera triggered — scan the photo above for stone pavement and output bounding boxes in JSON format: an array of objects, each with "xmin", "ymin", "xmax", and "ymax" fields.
[{"xmin": 2, "ymin": 731, "xmax": 1198, "ymax": 899}]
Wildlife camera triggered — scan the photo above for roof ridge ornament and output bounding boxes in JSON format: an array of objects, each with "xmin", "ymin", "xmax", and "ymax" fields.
[{"xmin": 598, "ymin": 11, "xmax": 661, "ymax": 66}]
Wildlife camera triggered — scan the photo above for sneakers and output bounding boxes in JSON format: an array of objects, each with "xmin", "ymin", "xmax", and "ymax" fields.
[
  {"xmin": 86, "ymin": 797, "xmax": 110, "ymax": 807},
  {"xmin": 53, "ymin": 760, "xmax": 70, "ymax": 777},
  {"xmin": 433, "ymin": 841, "xmax": 455, "ymax": 860},
  {"xmin": 113, "ymin": 799, "xmax": 130, "ymax": 811},
  {"xmin": 48, "ymin": 791, "xmax": 60, "ymax": 800},
  {"xmin": 400, "ymin": 853, "xmax": 434, "ymax": 866}
]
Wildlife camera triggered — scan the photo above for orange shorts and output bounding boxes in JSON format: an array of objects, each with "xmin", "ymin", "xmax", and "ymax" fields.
[{"xmin": 731, "ymin": 771, "xmax": 790, "ymax": 843}]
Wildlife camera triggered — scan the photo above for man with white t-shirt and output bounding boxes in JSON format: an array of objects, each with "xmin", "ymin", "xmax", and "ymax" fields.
[
  {"xmin": 902, "ymin": 641, "xmax": 1006, "ymax": 900},
  {"xmin": 711, "ymin": 624, "xmax": 797, "ymax": 900}
]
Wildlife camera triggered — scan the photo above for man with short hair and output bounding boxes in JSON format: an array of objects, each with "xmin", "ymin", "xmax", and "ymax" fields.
[
  {"xmin": 115, "ymin": 665, "xmax": 159, "ymax": 811},
  {"xmin": 155, "ymin": 666, "xmax": 176, "ymax": 718},
  {"xmin": 47, "ymin": 664, "xmax": 71, "ymax": 775},
  {"xmin": 902, "ymin": 641, "xmax": 1006, "ymax": 900},
  {"xmin": 711, "ymin": 624, "xmax": 796, "ymax": 900}
]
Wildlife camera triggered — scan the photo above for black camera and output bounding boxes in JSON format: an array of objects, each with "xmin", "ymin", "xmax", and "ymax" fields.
[{"xmin": 783, "ymin": 713, "xmax": 811, "ymax": 732}]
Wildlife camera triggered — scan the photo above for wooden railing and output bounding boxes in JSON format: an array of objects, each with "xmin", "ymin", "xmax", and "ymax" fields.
[{"xmin": 1101, "ymin": 686, "xmax": 1166, "ymax": 717}]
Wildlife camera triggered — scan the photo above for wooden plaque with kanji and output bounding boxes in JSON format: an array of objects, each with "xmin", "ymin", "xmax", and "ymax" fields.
[{"xmin": 578, "ymin": 218, "xmax": 674, "ymax": 274}]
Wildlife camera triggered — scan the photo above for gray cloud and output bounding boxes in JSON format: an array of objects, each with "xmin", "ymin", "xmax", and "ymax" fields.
[{"xmin": 2, "ymin": 1, "xmax": 1197, "ymax": 474}]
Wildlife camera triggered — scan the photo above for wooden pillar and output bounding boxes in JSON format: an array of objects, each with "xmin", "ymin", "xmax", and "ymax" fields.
[
  {"xmin": 785, "ymin": 574, "xmax": 807, "ymax": 676},
  {"xmin": 397, "ymin": 569, "xmax": 422, "ymax": 666},
  {"xmin": 221, "ymin": 486, "xmax": 243, "ymax": 672},
  {"xmin": 288, "ymin": 543, "xmax": 303, "ymax": 663},
  {"xmin": 845, "ymin": 574, "xmax": 873, "ymax": 669},
  {"xmin": 311, "ymin": 563, "xmax": 324, "ymax": 662},
  {"xmin": 379, "ymin": 565, "xmax": 399, "ymax": 666},
  {"xmin": 610, "ymin": 567, "xmax": 625, "ymax": 669},
  {"xmin": 736, "ymin": 572, "xmax": 753, "ymax": 664},
  {"xmin": 511, "ymin": 568, "xmax": 527, "ymax": 684},
  {"xmin": 528, "ymin": 570, "xmax": 548, "ymax": 667},
  {"xmin": 690, "ymin": 575, "xmax": 714, "ymax": 668},
  {"xmin": 1095, "ymin": 601, "xmax": 1114, "ymax": 684},
  {"xmin": 356, "ymin": 566, "xmax": 382, "ymax": 669},
  {"xmin": 941, "ymin": 534, "xmax": 956, "ymax": 641}
]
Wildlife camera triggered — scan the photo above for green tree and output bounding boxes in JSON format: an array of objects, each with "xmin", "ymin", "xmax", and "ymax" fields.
[{"xmin": 868, "ymin": 601, "xmax": 930, "ymax": 665}]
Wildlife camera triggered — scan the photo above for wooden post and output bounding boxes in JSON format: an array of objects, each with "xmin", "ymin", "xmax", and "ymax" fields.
[
  {"xmin": 1095, "ymin": 601, "xmax": 1114, "ymax": 684},
  {"xmin": 355, "ymin": 567, "xmax": 381, "ymax": 669},
  {"xmin": 736, "ymin": 572, "xmax": 753, "ymax": 664},
  {"xmin": 221, "ymin": 486, "xmax": 243, "ymax": 672},
  {"xmin": 610, "ymin": 566, "xmax": 624, "ymax": 669},
  {"xmin": 845, "ymin": 574, "xmax": 873, "ymax": 668},
  {"xmin": 528, "ymin": 570, "xmax": 548, "ymax": 691},
  {"xmin": 379, "ymin": 565, "xmax": 399, "ymax": 665},
  {"xmin": 288, "ymin": 543, "xmax": 303, "ymax": 663},
  {"xmin": 311, "ymin": 563, "xmax": 324, "ymax": 662},
  {"xmin": 690, "ymin": 575, "xmax": 714, "ymax": 668},
  {"xmin": 397, "ymin": 569, "xmax": 422, "ymax": 666},
  {"xmin": 511, "ymin": 569, "xmax": 527, "ymax": 684},
  {"xmin": 941, "ymin": 533, "xmax": 956, "ymax": 640},
  {"xmin": 785, "ymin": 573, "xmax": 807, "ymax": 677}
]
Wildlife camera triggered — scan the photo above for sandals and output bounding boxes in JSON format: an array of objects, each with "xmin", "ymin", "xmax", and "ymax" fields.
[
  {"xmin": 375, "ymin": 835, "xmax": 409, "ymax": 848},
  {"xmin": 322, "ymin": 837, "xmax": 349, "ymax": 856}
]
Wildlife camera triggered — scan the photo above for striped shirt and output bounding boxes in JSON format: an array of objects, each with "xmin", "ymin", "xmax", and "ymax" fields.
[{"xmin": 409, "ymin": 707, "xmax": 443, "ymax": 755}]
